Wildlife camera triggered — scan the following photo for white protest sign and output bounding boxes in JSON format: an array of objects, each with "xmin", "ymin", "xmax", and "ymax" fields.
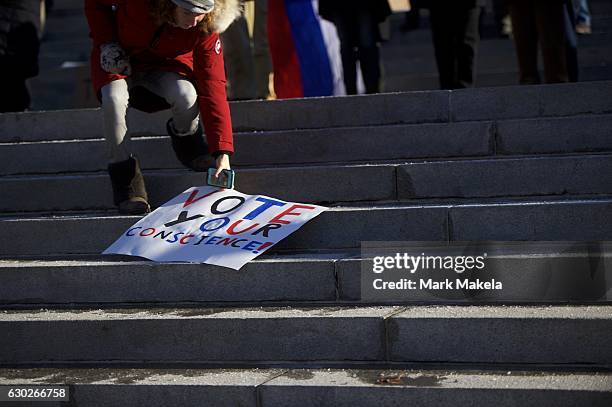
[{"xmin": 103, "ymin": 186, "xmax": 328, "ymax": 270}]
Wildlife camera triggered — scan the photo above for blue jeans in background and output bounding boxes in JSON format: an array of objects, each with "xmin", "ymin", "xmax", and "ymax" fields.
[{"xmin": 574, "ymin": 0, "xmax": 591, "ymax": 26}]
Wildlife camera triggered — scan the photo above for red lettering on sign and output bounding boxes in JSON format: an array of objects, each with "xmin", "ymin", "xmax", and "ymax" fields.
[
  {"xmin": 179, "ymin": 235, "xmax": 195, "ymax": 245},
  {"xmin": 183, "ymin": 189, "xmax": 219, "ymax": 208},
  {"xmin": 140, "ymin": 228, "xmax": 156, "ymax": 236},
  {"xmin": 227, "ymin": 220, "xmax": 259, "ymax": 235},
  {"xmin": 257, "ymin": 242, "xmax": 273, "ymax": 251},
  {"xmin": 269, "ymin": 204, "xmax": 316, "ymax": 225}
]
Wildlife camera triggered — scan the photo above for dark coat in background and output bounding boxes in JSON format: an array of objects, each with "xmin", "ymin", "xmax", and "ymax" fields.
[
  {"xmin": 426, "ymin": 0, "xmax": 486, "ymax": 7},
  {"xmin": 318, "ymin": 0, "xmax": 391, "ymax": 94},
  {"xmin": 319, "ymin": 0, "xmax": 392, "ymax": 25},
  {"xmin": 426, "ymin": 0, "xmax": 485, "ymax": 89},
  {"xmin": 0, "ymin": 0, "xmax": 40, "ymax": 112},
  {"xmin": 506, "ymin": 0, "xmax": 570, "ymax": 84}
]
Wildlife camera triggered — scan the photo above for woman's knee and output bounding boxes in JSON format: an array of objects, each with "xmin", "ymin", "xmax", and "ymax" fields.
[
  {"xmin": 101, "ymin": 81, "xmax": 129, "ymax": 110},
  {"xmin": 169, "ymin": 80, "xmax": 198, "ymax": 110}
]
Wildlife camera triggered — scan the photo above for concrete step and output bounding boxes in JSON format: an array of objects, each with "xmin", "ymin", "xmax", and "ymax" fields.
[
  {"xmin": 3, "ymin": 113, "xmax": 612, "ymax": 175},
  {"xmin": 0, "ymin": 305, "xmax": 610, "ymax": 366},
  {"xmin": 28, "ymin": 65, "xmax": 95, "ymax": 113},
  {"xmin": 0, "ymin": 253, "xmax": 341, "ymax": 307},
  {"xmin": 1, "ymin": 155, "xmax": 612, "ymax": 212},
  {"xmin": 0, "ymin": 164, "xmax": 396, "ymax": 211},
  {"xmin": 3, "ymin": 81, "xmax": 611, "ymax": 142},
  {"xmin": 447, "ymin": 81, "xmax": 612, "ymax": 122},
  {"xmin": 386, "ymin": 66, "xmax": 612, "ymax": 92},
  {"xmin": 42, "ymin": 14, "xmax": 89, "ymax": 42},
  {"xmin": 258, "ymin": 369, "xmax": 612, "ymax": 407},
  {"xmin": 383, "ymin": 43, "xmax": 612, "ymax": 77},
  {"xmin": 1, "ymin": 198, "xmax": 612, "ymax": 256},
  {"xmin": 0, "ymin": 121, "xmax": 494, "ymax": 174},
  {"xmin": 396, "ymin": 154, "xmax": 612, "ymax": 199},
  {"xmin": 0, "ymin": 367, "xmax": 610, "ymax": 407},
  {"xmin": 38, "ymin": 37, "xmax": 90, "ymax": 70},
  {"xmin": 49, "ymin": 0, "xmax": 86, "ymax": 12},
  {"xmin": 591, "ymin": 0, "xmax": 612, "ymax": 15},
  {"xmin": 496, "ymin": 114, "xmax": 612, "ymax": 155},
  {"xmin": 1, "ymin": 244, "xmax": 611, "ymax": 307},
  {"xmin": 382, "ymin": 32, "xmax": 612, "ymax": 59}
]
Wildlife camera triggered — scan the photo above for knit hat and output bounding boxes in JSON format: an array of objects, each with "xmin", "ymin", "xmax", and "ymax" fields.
[{"xmin": 170, "ymin": 0, "xmax": 215, "ymax": 13}]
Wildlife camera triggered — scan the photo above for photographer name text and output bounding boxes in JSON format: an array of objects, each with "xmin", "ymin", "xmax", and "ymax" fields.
[
  {"xmin": 370, "ymin": 253, "xmax": 502, "ymax": 291},
  {"xmin": 373, "ymin": 278, "xmax": 502, "ymax": 290}
]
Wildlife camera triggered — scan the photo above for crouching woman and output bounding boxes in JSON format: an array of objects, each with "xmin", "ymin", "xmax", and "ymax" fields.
[{"xmin": 85, "ymin": 0, "xmax": 240, "ymax": 214}]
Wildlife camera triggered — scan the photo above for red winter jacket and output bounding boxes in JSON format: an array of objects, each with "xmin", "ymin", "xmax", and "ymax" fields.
[{"xmin": 85, "ymin": 0, "xmax": 234, "ymax": 154}]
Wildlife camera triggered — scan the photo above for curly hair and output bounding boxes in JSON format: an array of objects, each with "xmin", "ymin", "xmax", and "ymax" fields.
[{"xmin": 148, "ymin": 0, "xmax": 214, "ymax": 33}]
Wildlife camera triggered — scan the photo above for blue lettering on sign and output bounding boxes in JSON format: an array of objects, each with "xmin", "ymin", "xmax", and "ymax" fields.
[
  {"xmin": 166, "ymin": 232, "xmax": 184, "ymax": 243},
  {"xmin": 126, "ymin": 227, "xmax": 142, "ymax": 236},
  {"xmin": 200, "ymin": 217, "xmax": 230, "ymax": 232},
  {"xmin": 243, "ymin": 197, "xmax": 287, "ymax": 220}
]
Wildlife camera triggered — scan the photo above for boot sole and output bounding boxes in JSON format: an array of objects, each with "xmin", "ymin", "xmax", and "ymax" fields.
[{"xmin": 118, "ymin": 198, "xmax": 151, "ymax": 215}]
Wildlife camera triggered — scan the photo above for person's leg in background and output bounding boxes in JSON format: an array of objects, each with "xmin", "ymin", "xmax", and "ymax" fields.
[
  {"xmin": 101, "ymin": 79, "xmax": 150, "ymax": 214},
  {"xmin": 429, "ymin": 3, "xmax": 457, "ymax": 89},
  {"xmin": 564, "ymin": 1, "xmax": 579, "ymax": 82},
  {"xmin": 508, "ymin": 0, "xmax": 541, "ymax": 84},
  {"xmin": 0, "ymin": 77, "xmax": 30, "ymax": 112},
  {"xmin": 356, "ymin": 8, "xmax": 382, "ymax": 93},
  {"xmin": 334, "ymin": 12, "xmax": 359, "ymax": 95},
  {"xmin": 455, "ymin": 4, "xmax": 481, "ymax": 88},
  {"xmin": 534, "ymin": 0, "xmax": 568, "ymax": 83},
  {"xmin": 491, "ymin": 0, "xmax": 509, "ymax": 37},
  {"xmin": 252, "ymin": 0, "xmax": 272, "ymax": 99},
  {"xmin": 221, "ymin": 9, "xmax": 257, "ymax": 100},
  {"xmin": 0, "ymin": 12, "xmax": 40, "ymax": 112},
  {"xmin": 574, "ymin": 0, "xmax": 592, "ymax": 34}
]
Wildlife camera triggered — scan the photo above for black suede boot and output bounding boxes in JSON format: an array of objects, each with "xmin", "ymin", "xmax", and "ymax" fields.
[
  {"xmin": 107, "ymin": 156, "xmax": 150, "ymax": 215},
  {"xmin": 167, "ymin": 119, "xmax": 215, "ymax": 172}
]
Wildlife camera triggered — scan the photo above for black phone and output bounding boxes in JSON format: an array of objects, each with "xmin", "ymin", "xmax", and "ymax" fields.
[{"xmin": 207, "ymin": 168, "xmax": 235, "ymax": 189}]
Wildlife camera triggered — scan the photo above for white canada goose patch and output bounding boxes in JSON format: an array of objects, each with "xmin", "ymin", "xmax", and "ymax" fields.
[{"xmin": 215, "ymin": 39, "xmax": 222, "ymax": 54}]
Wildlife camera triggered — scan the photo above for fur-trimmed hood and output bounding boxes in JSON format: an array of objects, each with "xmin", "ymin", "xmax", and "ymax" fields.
[{"xmin": 206, "ymin": 0, "xmax": 241, "ymax": 33}]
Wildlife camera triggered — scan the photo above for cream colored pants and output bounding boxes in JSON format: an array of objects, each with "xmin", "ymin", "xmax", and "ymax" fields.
[{"xmin": 100, "ymin": 71, "xmax": 199, "ymax": 163}]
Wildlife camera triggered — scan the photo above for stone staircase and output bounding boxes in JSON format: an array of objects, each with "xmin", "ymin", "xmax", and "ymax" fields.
[{"xmin": 1, "ymin": 80, "xmax": 611, "ymax": 405}]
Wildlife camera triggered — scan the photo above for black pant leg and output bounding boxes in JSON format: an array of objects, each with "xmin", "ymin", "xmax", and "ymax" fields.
[
  {"xmin": 430, "ymin": 6, "xmax": 457, "ymax": 89},
  {"xmin": 333, "ymin": 14, "xmax": 359, "ymax": 94},
  {"xmin": 534, "ymin": 1, "xmax": 568, "ymax": 83},
  {"xmin": 508, "ymin": 0, "xmax": 541, "ymax": 84},
  {"xmin": 456, "ymin": 6, "xmax": 481, "ymax": 88},
  {"xmin": 0, "ymin": 78, "xmax": 30, "ymax": 112},
  {"xmin": 564, "ymin": 1, "xmax": 578, "ymax": 82},
  {"xmin": 356, "ymin": 9, "xmax": 382, "ymax": 93}
]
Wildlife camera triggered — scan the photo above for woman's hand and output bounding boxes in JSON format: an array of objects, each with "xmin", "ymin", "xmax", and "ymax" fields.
[{"xmin": 214, "ymin": 153, "xmax": 231, "ymax": 178}]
